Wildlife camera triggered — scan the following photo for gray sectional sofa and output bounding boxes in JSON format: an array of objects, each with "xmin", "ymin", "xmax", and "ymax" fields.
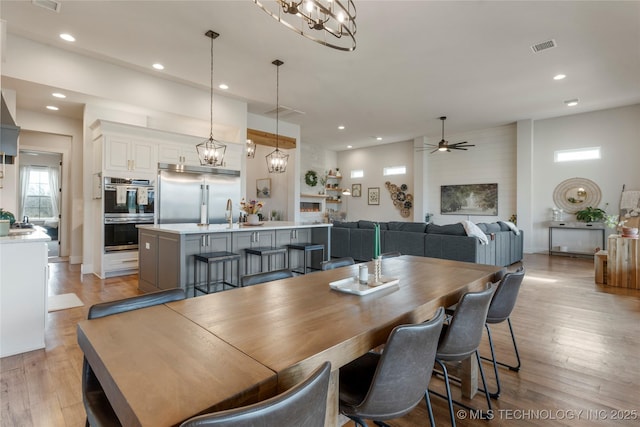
[{"xmin": 330, "ymin": 220, "xmax": 523, "ymax": 267}]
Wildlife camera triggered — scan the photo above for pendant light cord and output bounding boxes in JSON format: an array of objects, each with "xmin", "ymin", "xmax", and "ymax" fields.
[
  {"xmin": 209, "ymin": 34, "xmax": 214, "ymax": 140},
  {"xmin": 275, "ymin": 62, "xmax": 279, "ymax": 151}
]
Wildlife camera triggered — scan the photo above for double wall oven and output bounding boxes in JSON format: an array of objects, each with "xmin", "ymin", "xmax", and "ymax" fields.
[{"xmin": 103, "ymin": 177, "xmax": 154, "ymax": 252}]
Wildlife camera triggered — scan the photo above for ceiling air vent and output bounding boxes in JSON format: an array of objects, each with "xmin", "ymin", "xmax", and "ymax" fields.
[
  {"xmin": 531, "ymin": 39, "xmax": 557, "ymax": 53},
  {"xmin": 264, "ymin": 105, "xmax": 306, "ymax": 119},
  {"xmin": 32, "ymin": 0, "xmax": 62, "ymax": 13}
]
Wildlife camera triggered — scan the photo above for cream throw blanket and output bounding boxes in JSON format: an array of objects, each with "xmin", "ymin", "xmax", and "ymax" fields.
[
  {"xmin": 498, "ymin": 220, "xmax": 520, "ymax": 235},
  {"xmin": 461, "ymin": 220, "xmax": 489, "ymax": 245}
]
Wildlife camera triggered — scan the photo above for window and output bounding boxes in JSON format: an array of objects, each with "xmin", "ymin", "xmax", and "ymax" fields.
[
  {"xmin": 350, "ymin": 169, "xmax": 364, "ymax": 179},
  {"xmin": 383, "ymin": 166, "xmax": 406, "ymax": 176},
  {"xmin": 554, "ymin": 147, "xmax": 601, "ymax": 162},
  {"xmin": 20, "ymin": 166, "xmax": 59, "ymax": 220}
]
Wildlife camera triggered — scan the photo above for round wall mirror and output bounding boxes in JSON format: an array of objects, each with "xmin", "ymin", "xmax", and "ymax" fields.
[{"xmin": 552, "ymin": 177, "xmax": 601, "ymax": 214}]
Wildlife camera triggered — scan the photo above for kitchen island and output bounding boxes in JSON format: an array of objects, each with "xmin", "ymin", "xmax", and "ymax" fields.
[
  {"xmin": 137, "ymin": 222, "xmax": 331, "ymax": 295},
  {"xmin": 0, "ymin": 228, "xmax": 50, "ymax": 357}
]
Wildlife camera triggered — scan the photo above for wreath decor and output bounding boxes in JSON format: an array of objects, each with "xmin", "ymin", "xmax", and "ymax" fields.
[
  {"xmin": 385, "ymin": 181, "xmax": 413, "ymax": 218},
  {"xmin": 304, "ymin": 170, "xmax": 318, "ymax": 187}
]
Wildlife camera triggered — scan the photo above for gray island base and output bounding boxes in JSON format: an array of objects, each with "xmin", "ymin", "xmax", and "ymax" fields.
[{"xmin": 137, "ymin": 222, "xmax": 331, "ymax": 296}]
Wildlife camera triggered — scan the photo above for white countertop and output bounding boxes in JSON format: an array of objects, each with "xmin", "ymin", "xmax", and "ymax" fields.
[
  {"xmin": 137, "ymin": 221, "xmax": 331, "ymax": 235},
  {"xmin": 0, "ymin": 228, "xmax": 51, "ymax": 244}
]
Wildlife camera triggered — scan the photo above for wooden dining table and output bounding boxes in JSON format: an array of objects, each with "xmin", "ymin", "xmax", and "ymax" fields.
[{"xmin": 77, "ymin": 255, "xmax": 501, "ymax": 426}]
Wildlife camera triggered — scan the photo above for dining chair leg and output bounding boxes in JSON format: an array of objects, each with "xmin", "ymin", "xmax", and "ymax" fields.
[
  {"xmin": 346, "ymin": 415, "xmax": 368, "ymax": 427},
  {"xmin": 430, "ymin": 358, "xmax": 457, "ymax": 427},
  {"xmin": 480, "ymin": 318, "xmax": 522, "ymax": 398},
  {"xmin": 424, "ymin": 389, "xmax": 436, "ymax": 427},
  {"xmin": 483, "ymin": 323, "xmax": 502, "ymax": 398},
  {"xmin": 475, "ymin": 350, "xmax": 493, "ymax": 418},
  {"xmin": 481, "ymin": 319, "xmax": 522, "ymax": 372}
]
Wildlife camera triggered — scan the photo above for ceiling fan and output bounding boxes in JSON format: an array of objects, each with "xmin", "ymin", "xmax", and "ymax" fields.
[{"xmin": 418, "ymin": 116, "xmax": 475, "ymax": 153}]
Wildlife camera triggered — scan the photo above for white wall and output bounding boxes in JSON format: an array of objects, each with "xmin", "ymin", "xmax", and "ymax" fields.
[
  {"xmin": 338, "ymin": 140, "xmax": 415, "ymax": 222},
  {"xmin": 425, "ymin": 124, "xmax": 517, "ymax": 226},
  {"xmin": 246, "ymin": 113, "xmax": 299, "ymax": 221},
  {"xmin": 12, "ymin": 111, "xmax": 83, "ymax": 262},
  {"xmin": 529, "ymin": 104, "xmax": 640, "ymax": 253}
]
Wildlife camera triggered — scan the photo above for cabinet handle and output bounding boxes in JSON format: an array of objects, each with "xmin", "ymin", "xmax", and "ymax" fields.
[{"xmin": 201, "ymin": 235, "xmax": 206, "ymax": 247}]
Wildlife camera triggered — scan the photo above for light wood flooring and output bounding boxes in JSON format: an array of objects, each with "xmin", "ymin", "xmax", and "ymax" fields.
[{"xmin": 1, "ymin": 254, "xmax": 639, "ymax": 426}]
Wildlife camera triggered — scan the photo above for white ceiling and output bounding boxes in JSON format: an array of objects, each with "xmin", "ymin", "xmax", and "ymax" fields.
[{"xmin": 2, "ymin": 1, "xmax": 639, "ymax": 151}]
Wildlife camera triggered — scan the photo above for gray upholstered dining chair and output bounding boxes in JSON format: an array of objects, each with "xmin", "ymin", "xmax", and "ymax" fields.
[
  {"xmin": 240, "ymin": 268, "xmax": 294, "ymax": 286},
  {"xmin": 338, "ymin": 307, "xmax": 446, "ymax": 427},
  {"xmin": 179, "ymin": 361, "xmax": 331, "ymax": 427},
  {"xmin": 321, "ymin": 256, "xmax": 355, "ymax": 270},
  {"xmin": 481, "ymin": 267, "xmax": 525, "ymax": 398},
  {"xmin": 429, "ymin": 286, "xmax": 495, "ymax": 427},
  {"xmin": 83, "ymin": 288, "xmax": 186, "ymax": 427},
  {"xmin": 380, "ymin": 251, "xmax": 401, "ymax": 259}
]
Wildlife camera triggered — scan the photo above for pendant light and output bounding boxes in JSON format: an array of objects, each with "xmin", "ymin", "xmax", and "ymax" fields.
[
  {"xmin": 246, "ymin": 139, "xmax": 256, "ymax": 158},
  {"xmin": 266, "ymin": 59, "xmax": 289, "ymax": 174},
  {"xmin": 196, "ymin": 30, "xmax": 226, "ymax": 167}
]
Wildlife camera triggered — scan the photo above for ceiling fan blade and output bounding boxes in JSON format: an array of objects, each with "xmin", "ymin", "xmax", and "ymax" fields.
[{"xmin": 430, "ymin": 148, "xmax": 439, "ymax": 154}]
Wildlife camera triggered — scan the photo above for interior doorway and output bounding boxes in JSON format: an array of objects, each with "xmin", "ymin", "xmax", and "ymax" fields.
[{"xmin": 18, "ymin": 150, "xmax": 63, "ymax": 258}]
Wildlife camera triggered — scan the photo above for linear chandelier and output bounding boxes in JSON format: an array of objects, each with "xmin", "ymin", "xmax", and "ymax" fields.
[
  {"xmin": 253, "ymin": 0, "xmax": 357, "ymax": 51},
  {"xmin": 266, "ymin": 59, "xmax": 289, "ymax": 174},
  {"xmin": 196, "ymin": 30, "xmax": 226, "ymax": 167}
]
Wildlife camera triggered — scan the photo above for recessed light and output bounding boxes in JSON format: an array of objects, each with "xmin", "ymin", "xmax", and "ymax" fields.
[
  {"xmin": 218, "ymin": 83, "xmax": 229, "ymax": 90},
  {"xmin": 553, "ymin": 74, "xmax": 566, "ymax": 80},
  {"xmin": 347, "ymin": 145, "xmax": 352, "ymax": 149},
  {"xmin": 338, "ymin": 125, "xmax": 345, "ymax": 130},
  {"xmin": 46, "ymin": 105, "xmax": 59, "ymax": 111},
  {"xmin": 52, "ymin": 92, "xmax": 66, "ymax": 99},
  {"xmin": 376, "ymin": 137, "xmax": 382, "ymax": 141},
  {"xmin": 564, "ymin": 98, "xmax": 579, "ymax": 107},
  {"xmin": 152, "ymin": 63, "xmax": 164, "ymax": 70},
  {"xmin": 59, "ymin": 33, "xmax": 75, "ymax": 42}
]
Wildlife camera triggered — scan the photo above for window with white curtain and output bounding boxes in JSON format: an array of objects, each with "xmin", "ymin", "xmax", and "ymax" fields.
[{"xmin": 20, "ymin": 165, "xmax": 60, "ymax": 220}]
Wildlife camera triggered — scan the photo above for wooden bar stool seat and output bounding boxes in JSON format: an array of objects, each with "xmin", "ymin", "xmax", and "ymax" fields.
[
  {"xmin": 193, "ymin": 251, "xmax": 241, "ymax": 296},
  {"xmin": 287, "ymin": 243, "xmax": 324, "ymax": 275},
  {"xmin": 244, "ymin": 246, "xmax": 288, "ymax": 274}
]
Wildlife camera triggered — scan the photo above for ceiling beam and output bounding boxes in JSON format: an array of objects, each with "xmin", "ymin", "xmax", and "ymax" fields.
[{"xmin": 247, "ymin": 128, "xmax": 296, "ymax": 150}]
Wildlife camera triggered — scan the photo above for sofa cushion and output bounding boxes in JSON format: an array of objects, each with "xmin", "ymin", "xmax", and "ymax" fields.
[
  {"xmin": 476, "ymin": 223, "xmax": 489, "ymax": 233},
  {"xmin": 382, "ymin": 230, "xmax": 424, "ymax": 256},
  {"xmin": 358, "ymin": 220, "xmax": 388, "ymax": 230},
  {"xmin": 426, "ymin": 223, "xmax": 466, "ymax": 236},
  {"xmin": 333, "ymin": 221, "xmax": 358, "ymax": 228},
  {"xmin": 387, "ymin": 222, "xmax": 426, "ymax": 233},
  {"xmin": 484, "ymin": 223, "xmax": 501, "ymax": 233},
  {"xmin": 498, "ymin": 221, "xmax": 511, "ymax": 231}
]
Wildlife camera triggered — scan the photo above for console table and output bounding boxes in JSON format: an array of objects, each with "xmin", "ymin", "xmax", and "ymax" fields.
[
  {"xmin": 548, "ymin": 221, "xmax": 606, "ymax": 257},
  {"xmin": 607, "ymin": 234, "xmax": 639, "ymax": 289}
]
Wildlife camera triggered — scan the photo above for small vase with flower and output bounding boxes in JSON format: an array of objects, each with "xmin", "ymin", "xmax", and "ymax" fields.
[{"xmin": 240, "ymin": 199, "xmax": 263, "ymax": 224}]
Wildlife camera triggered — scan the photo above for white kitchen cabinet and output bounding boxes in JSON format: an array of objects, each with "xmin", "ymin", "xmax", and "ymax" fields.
[
  {"xmin": 104, "ymin": 136, "xmax": 157, "ymax": 177},
  {"xmin": 0, "ymin": 231, "xmax": 50, "ymax": 357},
  {"xmin": 158, "ymin": 143, "xmax": 200, "ymax": 166}
]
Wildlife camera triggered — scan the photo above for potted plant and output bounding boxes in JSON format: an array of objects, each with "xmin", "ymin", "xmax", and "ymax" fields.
[{"xmin": 575, "ymin": 206, "xmax": 606, "ymax": 223}]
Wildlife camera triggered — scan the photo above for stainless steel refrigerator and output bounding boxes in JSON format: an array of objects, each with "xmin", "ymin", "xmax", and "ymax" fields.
[{"xmin": 156, "ymin": 163, "xmax": 241, "ymax": 224}]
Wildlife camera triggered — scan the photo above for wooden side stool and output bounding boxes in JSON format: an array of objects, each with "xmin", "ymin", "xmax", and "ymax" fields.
[{"xmin": 594, "ymin": 250, "xmax": 607, "ymax": 285}]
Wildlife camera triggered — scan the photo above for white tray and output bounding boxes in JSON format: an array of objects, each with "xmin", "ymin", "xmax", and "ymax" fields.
[{"xmin": 329, "ymin": 275, "xmax": 399, "ymax": 295}]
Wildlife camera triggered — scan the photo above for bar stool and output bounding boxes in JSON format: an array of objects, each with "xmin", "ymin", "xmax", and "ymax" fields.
[
  {"xmin": 287, "ymin": 243, "xmax": 325, "ymax": 275},
  {"xmin": 193, "ymin": 251, "xmax": 241, "ymax": 296},
  {"xmin": 244, "ymin": 246, "xmax": 288, "ymax": 275}
]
